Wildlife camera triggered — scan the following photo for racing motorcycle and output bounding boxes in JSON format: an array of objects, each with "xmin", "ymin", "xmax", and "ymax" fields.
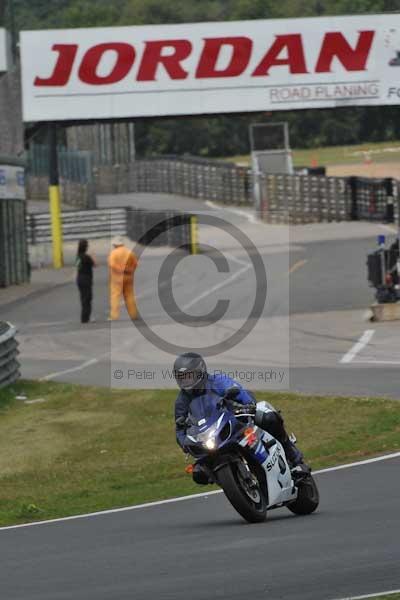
[{"xmin": 179, "ymin": 388, "xmax": 319, "ymax": 523}]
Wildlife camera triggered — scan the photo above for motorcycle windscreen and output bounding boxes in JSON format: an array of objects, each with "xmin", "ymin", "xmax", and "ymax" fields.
[{"xmin": 188, "ymin": 393, "xmax": 221, "ymax": 425}]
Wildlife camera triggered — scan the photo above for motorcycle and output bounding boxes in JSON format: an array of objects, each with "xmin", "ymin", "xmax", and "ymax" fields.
[{"xmin": 179, "ymin": 387, "xmax": 319, "ymax": 523}]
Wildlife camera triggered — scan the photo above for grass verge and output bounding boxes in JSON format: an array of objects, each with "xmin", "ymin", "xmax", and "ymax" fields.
[
  {"xmin": 352, "ymin": 595, "xmax": 400, "ymax": 600},
  {"xmin": 0, "ymin": 381, "xmax": 399, "ymax": 527},
  {"xmin": 223, "ymin": 139, "xmax": 400, "ymax": 168}
]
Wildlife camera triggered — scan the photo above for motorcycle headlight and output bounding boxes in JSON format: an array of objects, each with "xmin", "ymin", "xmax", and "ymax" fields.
[{"xmin": 205, "ymin": 438, "xmax": 216, "ymax": 450}]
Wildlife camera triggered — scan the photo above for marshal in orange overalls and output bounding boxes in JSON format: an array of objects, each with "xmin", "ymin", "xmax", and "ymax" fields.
[{"xmin": 108, "ymin": 238, "xmax": 138, "ymax": 320}]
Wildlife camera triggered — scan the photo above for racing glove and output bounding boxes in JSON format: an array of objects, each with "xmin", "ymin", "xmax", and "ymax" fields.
[{"xmin": 230, "ymin": 401, "xmax": 257, "ymax": 416}]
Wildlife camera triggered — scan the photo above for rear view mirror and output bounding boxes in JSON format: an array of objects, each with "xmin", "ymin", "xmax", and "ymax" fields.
[{"xmin": 225, "ymin": 386, "xmax": 241, "ymax": 400}]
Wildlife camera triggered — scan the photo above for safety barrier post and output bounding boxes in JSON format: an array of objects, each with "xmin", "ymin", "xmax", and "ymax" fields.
[
  {"xmin": 48, "ymin": 123, "xmax": 63, "ymax": 268},
  {"xmin": 190, "ymin": 215, "xmax": 198, "ymax": 255}
]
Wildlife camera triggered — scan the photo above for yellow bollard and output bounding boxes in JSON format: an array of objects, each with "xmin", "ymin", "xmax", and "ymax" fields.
[
  {"xmin": 190, "ymin": 215, "xmax": 198, "ymax": 255},
  {"xmin": 49, "ymin": 184, "xmax": 63, "ymax": 268}
]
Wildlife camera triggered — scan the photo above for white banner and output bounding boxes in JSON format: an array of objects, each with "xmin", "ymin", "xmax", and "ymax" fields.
[
  {"xmin": 0, "ymin": 165, "xmax": 26, "ymax": 200},
  {"xmin": 20, "ymin": 14, "xmax": 400, "ymax": 122}
]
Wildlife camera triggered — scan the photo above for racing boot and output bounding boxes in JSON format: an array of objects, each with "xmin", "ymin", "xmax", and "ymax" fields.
[{"xmin": 282, "ymin": 440, "xmax": 311, "ymax": 481}]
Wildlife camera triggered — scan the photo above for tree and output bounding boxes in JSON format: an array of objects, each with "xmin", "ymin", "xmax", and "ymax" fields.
[{"xmin": 9, "ymin": 0, "xmax": 399, "ymax": 156}]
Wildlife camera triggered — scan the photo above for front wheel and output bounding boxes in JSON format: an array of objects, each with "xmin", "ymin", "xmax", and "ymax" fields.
[
  {"xmin": 287, "ymin": 475, "xmax": 319, "ymax": 515},
  {"xmin": 217, "ymin": 461, "xmax": 267, "ymax": 523}
]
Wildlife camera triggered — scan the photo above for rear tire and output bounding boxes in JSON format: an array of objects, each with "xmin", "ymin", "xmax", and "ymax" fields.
[
  {"xmin": 287, "ymin": 475, "xmax": 319, "ymax": 515},
  {"xmin": 217, "ymin": 461, "xmax": 267, "ymax": 523}
]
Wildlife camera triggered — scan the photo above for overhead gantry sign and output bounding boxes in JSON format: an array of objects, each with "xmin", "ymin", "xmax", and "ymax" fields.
[{"xmin": 20, "ymin": 14, "xmax": 400, "ymax": 123}]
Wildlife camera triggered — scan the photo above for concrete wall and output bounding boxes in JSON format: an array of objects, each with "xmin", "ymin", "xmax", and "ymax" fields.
[{"xmin": 0, "ymin": 66, "xmax": 23, "ymax": 156}]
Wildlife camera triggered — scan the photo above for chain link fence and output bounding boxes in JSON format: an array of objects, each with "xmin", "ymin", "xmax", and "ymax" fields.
[{"xmin": 26, "ymin": 144, "xmax": 96, "ymax": 209}]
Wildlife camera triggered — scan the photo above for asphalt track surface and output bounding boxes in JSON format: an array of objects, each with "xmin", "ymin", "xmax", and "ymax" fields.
[
  {"xmin": 1, "ymin": 455, "xmax": 399, "ymax": 600},
  {"xmin": 3, "ymin": 193, "xmax": 400, "ymax": 397}
]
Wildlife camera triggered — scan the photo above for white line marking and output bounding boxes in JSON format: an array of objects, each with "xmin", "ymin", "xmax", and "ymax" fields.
[
  {"xmin": 289, "ymin": 259, "xmax": 307, "ymax": 274},
  {"xmin": 182, "ymin": 264, "xmax": 251, "ymax": 311},
  {"xmin": 379, "ymin": 224, "xmax": 398, "ymax": 234},
  {"xmin": 205, "ymin": 200, "xmax": 260, "ymax": 224},
  {"xmin": 0, "ymin": 490, "xmax": 223, "ymax": 532},
  {"xmin": 224, "ymin": 250, "xmax": 250, "ymax": 268},
  {"xmin": 331, "ymin": 588, "xmax": 400, "ymax": 600},
  {"xmin": 40, "ymin": 357, "xmax": 100, "ymax": 382},
  {"xmin": 1, "ymin": 451, "xmax": 399, "ymax": 532},
  {"xmin": 352, "ymin": 359, "xmax": 400, "ymax": 365},
  {"xmin": 181, "ymin": 247, "xmax": 252, "ymax": 311},
  {"xmin": 39, "ymin": 331, "xmax": 138, "ymax": 381},
  {"xmin": 340, "ymin": 329, "xmax": 375, "ymax": 364},
  {"xmin": 312, "ymin": 451, "xmax": 400, "ymax": 475}
]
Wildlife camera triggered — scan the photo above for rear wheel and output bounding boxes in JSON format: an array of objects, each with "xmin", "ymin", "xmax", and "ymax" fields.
[
  {"xmin": 217, "ymin": 460, "xmax": 267, "ymax": 523},
  {"xmin": 287, "ymin": 475, "xmax": 319, "ymax": 515}
]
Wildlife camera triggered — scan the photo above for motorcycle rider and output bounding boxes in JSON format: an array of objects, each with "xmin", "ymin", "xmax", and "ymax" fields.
[{"xmin": 173, "ymin": 352, "xmax": 309, "ymax": 485}]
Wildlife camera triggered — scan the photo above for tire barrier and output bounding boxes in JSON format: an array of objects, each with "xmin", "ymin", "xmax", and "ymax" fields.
[
  {"xmin": 94, "ymin": 156, "xmax": 252, "ymax": 205},
  {"xmin": 260, "ymin": 174, "xmax": 399, "ymax": 225},
  {"xmin": 0, "ymin": 322, "xmax": 20, "ymax": 389}
]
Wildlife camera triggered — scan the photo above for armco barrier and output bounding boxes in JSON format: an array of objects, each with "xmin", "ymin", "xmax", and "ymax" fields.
[
  {"xmin": 27, "ymin": 207, "xmax": 194, "ymax": 250},
  {"xmin": 27, "ymin": 207, "xmax": 127, "ymax": 244},
  {"xmin": 0, "ymin": 322, "xmax": 20, "ymax": 389}
]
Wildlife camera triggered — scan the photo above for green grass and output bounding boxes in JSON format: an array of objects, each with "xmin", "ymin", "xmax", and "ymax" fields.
[
  {"xmin": 224, "ymin": 140, "xmax": 400, "ymax": 167},
  {"xmin": 0, "ymin": 380, "xmax": 399, "ymax": 527},
  {"xmin": 363, "ymin": 595, "xmax": 400, "ymax": 600}
]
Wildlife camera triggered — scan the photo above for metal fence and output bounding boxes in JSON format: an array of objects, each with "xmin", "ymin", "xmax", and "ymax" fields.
[{"xmin": 0, "ymin": 322, "xmax": 20, "ymax": 389}]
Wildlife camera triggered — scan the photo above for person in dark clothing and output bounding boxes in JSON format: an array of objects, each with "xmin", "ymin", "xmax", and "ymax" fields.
[
  {"xmin": 173, "ymin": 353, "xmax": 309, "ymax": 484},
  {"xmin": 76, "ymin": 239, "xmax": 96, "ymax": 324}
]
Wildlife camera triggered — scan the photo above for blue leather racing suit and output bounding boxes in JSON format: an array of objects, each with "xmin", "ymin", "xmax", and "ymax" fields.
[
  {"xmin": 175, "ymin": 373, "xmax": 254, "ymax": 449},
  {"xmin": 174, "ymin": 373, "xmax": 303, "ymax": 472}
]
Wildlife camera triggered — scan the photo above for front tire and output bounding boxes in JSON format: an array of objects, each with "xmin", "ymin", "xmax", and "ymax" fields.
[
  {"xmin": 287, "ymin": 475, "xmax": 319, "ymax": 515},
  {"xmin": 217, "ymin": 461, "xmax": 267, "ymax": 523}
]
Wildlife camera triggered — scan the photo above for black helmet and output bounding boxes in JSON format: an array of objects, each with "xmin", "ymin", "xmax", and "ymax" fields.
[{"xmin": 173, "ymin": 352, "xmax": 207, "ymax": 392}]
